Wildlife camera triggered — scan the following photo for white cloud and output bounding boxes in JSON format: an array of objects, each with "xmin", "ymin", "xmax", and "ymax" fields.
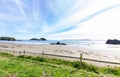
[
  {"xmin": 48, "ymin": 0, "xmax": 120, "ymax": 40},
  {"xmin": 13, "ymin": 0, "xmax": 27, "ymax": 18},
  {"xmin": 1, "ymin": 0, "xmax": 120, "ymax": 40}
]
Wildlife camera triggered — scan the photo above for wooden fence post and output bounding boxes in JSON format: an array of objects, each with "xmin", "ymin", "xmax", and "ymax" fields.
[
  {"xmin": 23, "ymin": 50, "xmax": 25, "ymax": 56},
  {"xmin": 50, "ymin": 71, "xmax": 54, "ymax": 77},
  {"xmin": 19, "ymin": 51, "xmax": 21, "ymax": 56},
  {"xmin": 13, "ymin": 50, "xmax": 15, "ymax": 56},
  {"xmin": 42, "ymin": 51, "xmax": 44, "ymax": 59},
  {"xmin": 80, "ymin": 53, "xmax": 83, "ymax": 67}
]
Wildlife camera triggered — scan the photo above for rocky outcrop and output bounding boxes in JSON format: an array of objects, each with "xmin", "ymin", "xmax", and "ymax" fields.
[
  {"xmin": 106, "ymin": 39, "xmax": 120, "ymax": 44},
  {"xmin": 30, "ymin": 38, "xmax": 47, "ymax": 41},
  {"xmin": 0, "ymin": 37, "xmax": 16, "ymax": 41},
  {"xmin": 50, "ymin": 42, "xmax": 66, "ymax": 45}
]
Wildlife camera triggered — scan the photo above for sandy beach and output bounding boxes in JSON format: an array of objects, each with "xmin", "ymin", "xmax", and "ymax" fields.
[{"xmin": 0, "ymin": 42, "xmax": 120, "ymax": 66}]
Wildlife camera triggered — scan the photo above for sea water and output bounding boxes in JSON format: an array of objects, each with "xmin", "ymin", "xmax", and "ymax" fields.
[{"xmin": 0, "ymin": 39, "xmax": 120, "ymax": 51}]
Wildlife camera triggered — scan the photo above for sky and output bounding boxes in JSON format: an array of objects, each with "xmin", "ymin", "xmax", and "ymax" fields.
[{"xmin": 0, "ymin": 0, "xmax": 120, "ymax": 40}]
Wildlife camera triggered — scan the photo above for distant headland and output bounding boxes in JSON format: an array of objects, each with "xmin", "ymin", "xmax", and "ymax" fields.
[
  {"xmin": 0, "ymin": 37, "xmax": 16, "ymax": 41},
  {"xmin": 0, "ymin": 37, "xmax": 47, "ymax": 41}
]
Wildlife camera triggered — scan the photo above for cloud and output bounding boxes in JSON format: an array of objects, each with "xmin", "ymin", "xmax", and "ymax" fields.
[
  {"xmin": 46, "ymin": 0, "xmax": 120, "ymax": 40},
  {"xmin": 0, "ymin": 0, "xmax": 120, "ymax": 39}
]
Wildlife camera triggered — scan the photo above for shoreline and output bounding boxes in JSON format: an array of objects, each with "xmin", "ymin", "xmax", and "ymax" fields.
[{"xmin": 0, "ymin": 42, "xmax": 120, "ymax": 66}]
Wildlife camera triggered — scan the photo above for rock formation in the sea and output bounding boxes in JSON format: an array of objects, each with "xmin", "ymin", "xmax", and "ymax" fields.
[
  {"xmin": 39, "ymin": 38, "xmax": 47, "ymax": 41},
  {"xmin": 106, "ymin": 39, "xmax": 120, "ymax": 44},
  {"xmin": 50, "ymin": 42, "xmax": 66, "ymax": 45},
  {"xmin": 30, "ymin": 38, "xmax": 47, "ymax": 41},
  {"xmin": 30, "ymin": 38, "xmax": 39, "ymax": 40},
  {"xmin": 0, "ymin": 37, "xmax": 16, "ymax": 41}
]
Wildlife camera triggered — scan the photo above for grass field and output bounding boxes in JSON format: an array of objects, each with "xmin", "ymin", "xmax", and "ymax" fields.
[{"xmin": 0, "ymin": 52, "xmax": 120, "ymax": 77}]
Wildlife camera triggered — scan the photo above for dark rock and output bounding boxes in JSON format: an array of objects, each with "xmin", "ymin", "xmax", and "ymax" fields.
[
  {"xmin": 106, "ymin": 39, "xmax": 120, "ymax": 44},
  {"xmin": 50, "ymin": 42, "xmax": 66, "ymax": 45},
  {"xmin": 56, "ymin": 42, "xmax": 60, "ymax": 44},
  {"xmin": 60, "ymin": 43, "xmax": 66, "ymax": 45}
]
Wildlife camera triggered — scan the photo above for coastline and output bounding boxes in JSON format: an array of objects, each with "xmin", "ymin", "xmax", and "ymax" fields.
[{"xmin": 0, "ymin": 42, "xmax": 120, "ymax": 66}]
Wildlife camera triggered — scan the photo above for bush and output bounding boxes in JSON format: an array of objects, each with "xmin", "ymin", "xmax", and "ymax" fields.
[
  {"xmin": 0, "ymin": 52, "xmax": 13, "ymax": 57},
  {"xmin": 103, "ymin": 68, "xmax": 120, "ymax": 75}
]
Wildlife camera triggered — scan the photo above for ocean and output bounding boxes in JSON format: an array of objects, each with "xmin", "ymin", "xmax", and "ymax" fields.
[{"xmin": 0, "ymin": 39, "xmax": 120, "ymax": 51}]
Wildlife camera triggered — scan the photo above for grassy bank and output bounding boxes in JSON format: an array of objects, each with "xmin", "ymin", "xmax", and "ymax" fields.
[{"xmin": 0, "ymin": 52, "xmax": 120, "ymax": 77}]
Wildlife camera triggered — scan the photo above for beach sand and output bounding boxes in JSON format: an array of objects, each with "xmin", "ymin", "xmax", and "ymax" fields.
[{"xmin": 0, "ymin": 42, "xmax": 120, "ymax": 67}]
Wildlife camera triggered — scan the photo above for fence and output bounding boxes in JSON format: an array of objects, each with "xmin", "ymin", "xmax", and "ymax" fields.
[{"xmin": 1, "ymin": 49, "xmax": 120, "ymax": 65}]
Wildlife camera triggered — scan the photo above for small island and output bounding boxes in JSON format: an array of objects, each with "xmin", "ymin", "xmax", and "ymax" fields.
[
  {"xmin": 0, "ymin": 36, "xmax": 16, "ymax": 41},
  {"xmin": 30, "ymin": 38, "xmax": 47, "ymax": 41}
]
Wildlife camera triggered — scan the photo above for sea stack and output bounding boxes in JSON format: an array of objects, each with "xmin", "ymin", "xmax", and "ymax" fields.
[
  {"xmin": 50, "ymin": 42, "xmax": 66, "ymax": 45},
  {"xmin": 106, "ymin": 39, "xmax": 120, "ymax": 44}
]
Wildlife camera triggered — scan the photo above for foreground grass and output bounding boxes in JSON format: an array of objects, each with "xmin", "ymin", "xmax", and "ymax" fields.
[{"xmin": 0, "ymin": 52, "xmax": 120, "ymax": 77}]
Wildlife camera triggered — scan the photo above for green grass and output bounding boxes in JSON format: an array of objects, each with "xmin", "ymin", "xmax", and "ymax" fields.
[{"xmin": 0, "ymin": 52, "xmax": 120, "ymax": 77}]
